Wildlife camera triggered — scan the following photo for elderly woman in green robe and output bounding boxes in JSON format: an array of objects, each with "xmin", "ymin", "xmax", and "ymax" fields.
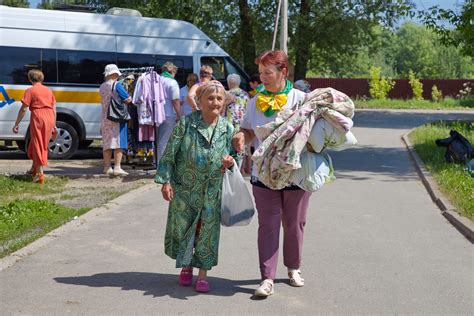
[{"xmin": 155, "ymin": 80, "xmax": 235, "ymax": 293}]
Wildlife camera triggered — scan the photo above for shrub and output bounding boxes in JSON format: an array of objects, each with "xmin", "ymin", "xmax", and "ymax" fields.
[
  {"xmin": 456, "ymin": 82, "xmax": 472, "ymax": 99},
  {"xmin": 408, "ymin": 70, "xmax": 424, "ymax": 100},
  {"xmin": 431, "ymin": 85, "xmax": 443, "ymax": 102},
  {"xmin": 368, "ymin": 66, "xmax": 395, "ymax": 99}
]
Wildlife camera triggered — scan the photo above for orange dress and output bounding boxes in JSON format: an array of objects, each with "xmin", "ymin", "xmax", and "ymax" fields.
[{"xmin": 21, "ymin": 83, "xmax": 56, "ymax": 171}]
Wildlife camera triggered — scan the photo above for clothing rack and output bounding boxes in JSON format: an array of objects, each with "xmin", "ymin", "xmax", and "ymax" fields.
[
  {"xmin": 118, "ymin": 66, "xmax": 155, "ymax": 73},
  {"xmin": 119, "ymin": 66, "xmax": 160, "ymax": 169}
]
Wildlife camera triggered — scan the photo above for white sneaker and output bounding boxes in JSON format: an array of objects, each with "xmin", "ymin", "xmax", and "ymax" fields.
[
  {"xmin": 103, "ymin": 167, "xmax": 113, "ymax": 175},
  {"xmin": 113, "ymin": 168, "xmax": 129, "ymax": 176},
  {"xmin": 254, "ymin": 279, "xmax": 274, "ymax": 297},
  {"xmin": 288, "ymin": 269, "xmax": 304, "ymax": 287}
]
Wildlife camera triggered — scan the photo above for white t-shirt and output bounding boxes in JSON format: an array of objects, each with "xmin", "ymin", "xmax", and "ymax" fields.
[
  {"xmin": 240, "ymin": 88, "xmax": 306, "ymax": 177},
  {"xmin": 162, "ymin": 77, "xmax": 180, "ymax": 118},
  {"xmin": 179, "ymin": 85, "xmax": 193, "ymax": 116}
]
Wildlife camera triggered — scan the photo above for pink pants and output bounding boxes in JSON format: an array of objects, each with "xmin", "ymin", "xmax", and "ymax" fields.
[{"xmin": 252, "ymin": 185, "xmax": 312, "ymax": 280}]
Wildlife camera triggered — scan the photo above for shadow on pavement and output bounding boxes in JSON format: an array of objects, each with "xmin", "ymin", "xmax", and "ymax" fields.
[
  {"xmin": 354, "ymin": 111, "xmax": 474, "ymax": 130},
  {"xmin": 0, "ymin": 148, "xmax": 103, "ymax": 160},
  {"xmin": 54, "ymin": 272, "xmax": 266, "ymax": 299},
  {"xmin": 328, "ymin": 147, "xmax": 419, "ymax": 182}
]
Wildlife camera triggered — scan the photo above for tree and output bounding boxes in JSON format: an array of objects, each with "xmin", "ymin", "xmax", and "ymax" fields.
[
  {"xmin": 292, "ymin": 0, "xmax": 413, "ymax": 80},
  {"xmin": 418, "ymin": 2, "xmax": 474, "ymax": 57},
  {"xmin": 0, "ymin": 0, "xmax": 29, "ymax": 7},
  {"xmin": 392, "ymin": 22, "xmax": 473, "ymax": 79},
  {"xmin": 392, "ymin": 22, "xmax": 437, "ymax": 78}
]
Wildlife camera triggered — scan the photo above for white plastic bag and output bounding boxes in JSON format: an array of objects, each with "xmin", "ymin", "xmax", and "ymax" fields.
[
  {"xmin": 290, "ymin": 151, "xmax": 334, "ymax": 192},
  {"xmin": 221, "ymin": 161, "xmax": 255, "ymax": 227},
  {"xmin": 330, "ymin": 130, "xmax": 358, "ymax": 151},
  {"xmin": 308, "ymin": 119, "xmax": 358, "ymax": 153}
]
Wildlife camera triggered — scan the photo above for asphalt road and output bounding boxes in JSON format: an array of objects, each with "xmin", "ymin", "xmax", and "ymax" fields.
[{"xmin": 0, "ymin": 109, "xmax": 473, "ymax": 315}]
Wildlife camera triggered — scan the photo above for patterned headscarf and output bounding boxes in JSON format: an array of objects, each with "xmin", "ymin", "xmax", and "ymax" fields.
[{"xmin": 196, "ymin": 80, "xmax": 225, "ymax": 101}]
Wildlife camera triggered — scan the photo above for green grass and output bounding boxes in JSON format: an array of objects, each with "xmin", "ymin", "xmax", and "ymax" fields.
[
  {"xmin": 0, "ymin": 175, "xmax": 89, "ymax": 257},
  {"xmin": 356, "ymin": 97, "xmax": 474, "ymax": 110},
  {"xmin": 0, "ymin": 175, "xmax": 68, "ymax": 202},
  {"xmin": 0, "ymin": 199, "xmax": 89, "ymax": 257},
  {"xmin": 408, "ymin": 120, "xmax": 474, "ymax": 219}
]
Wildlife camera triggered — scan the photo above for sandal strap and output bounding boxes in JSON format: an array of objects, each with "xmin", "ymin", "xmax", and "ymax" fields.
[{"xmin": 180, "ymin": 267, "xmax": 193, "ymax": 275}]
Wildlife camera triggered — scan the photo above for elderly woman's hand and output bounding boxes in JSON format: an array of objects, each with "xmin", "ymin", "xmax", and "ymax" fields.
[
  {"xmin": 161, "ymin": 183, "xmax": 174, "ymax": 201},
  {"xmin": 221, "ymin": 154, "xmax": 234, "ymax": 173},
  {"xmin": 232, "ymin": 132, "xmax": 245, "ymax": 153}
]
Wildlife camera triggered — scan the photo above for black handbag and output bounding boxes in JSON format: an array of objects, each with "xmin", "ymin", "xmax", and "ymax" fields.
[
  {"xmin": 435, "ymin": 129, "xmax": 473, "ymax": 164},
  {"xmin": 107, "ymin": 82, "xmax": 131, "ymax": 122}
]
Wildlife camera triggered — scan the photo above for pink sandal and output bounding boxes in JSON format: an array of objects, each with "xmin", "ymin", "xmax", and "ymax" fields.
[
  {"xmin": 178, "ymin": 267, "xmax": 193, "ymax": 286},
  {"xmin": 195, "ymin": 279, "xmax": 210, "ymax": 293}
]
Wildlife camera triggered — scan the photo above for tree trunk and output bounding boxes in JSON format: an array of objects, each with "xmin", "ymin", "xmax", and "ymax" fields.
[
  {"xmin": 238, "ymin": 0, "xmax": 257, "ymax": 75},
  {"xmin": 294, "ymin": 0, "xmax": 311, "ymax": 80}
]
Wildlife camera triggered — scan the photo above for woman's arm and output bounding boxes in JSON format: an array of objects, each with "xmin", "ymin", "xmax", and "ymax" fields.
[
  {"xmin": 12, "ymin": 103, "xmax": 28, "ymax": 133},
  {"xmin": 186, "ymin": 84, "xmax": 199, "ymax": 111},
  {"xmin": 172, "ymin": 99, "xmax": 181, "ymax": 121},
  {"xmin": 232, "ymin": 128, "xmax": 255, "ymax": 153},
  {"xmin": 115, "ymin": 81, "xmax": 132, "ymax": 105},
  {"xmin": 161, "ymin": 183, "xmax": 174, "ymax": 201}
]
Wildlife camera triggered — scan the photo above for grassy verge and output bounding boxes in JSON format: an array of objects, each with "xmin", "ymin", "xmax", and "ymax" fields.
[
  {"xmin": 356, "ymin": 97, "xmax": 474, "ymax": 110},
  {"xmin": 0, "ymin": 175, "xmax": 90, "ymax": 257},
  {"xmin": 408, "ymin": 121, "xmax": 473, "ymax": 220},
  {"xmin": 0, "ymin": 199, "xmax": 89, "ymax": 257}
]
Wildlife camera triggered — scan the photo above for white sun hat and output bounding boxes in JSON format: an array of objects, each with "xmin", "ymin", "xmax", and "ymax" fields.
[{"xmin": 103, "ymin": 64, "xmax": 122, "ymax": 77}]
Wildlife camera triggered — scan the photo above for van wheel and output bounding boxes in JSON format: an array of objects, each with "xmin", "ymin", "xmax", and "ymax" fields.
[{"xmin": 48, "ymin": 121, "xmax": 79, "ymax": 159}]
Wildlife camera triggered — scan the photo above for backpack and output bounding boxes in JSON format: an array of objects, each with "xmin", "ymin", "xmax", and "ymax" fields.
[{"xmin": 435, "ymin": 130, "xmax": 473, "ymax": 164}]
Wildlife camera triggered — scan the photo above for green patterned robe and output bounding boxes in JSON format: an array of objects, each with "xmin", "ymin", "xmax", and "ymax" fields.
[{"xmin": 155, "ymin": 111, "xmax": 234, "ymax": 269}]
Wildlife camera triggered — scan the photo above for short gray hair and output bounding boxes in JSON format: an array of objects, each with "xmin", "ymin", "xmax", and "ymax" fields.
[{"xmin": 227, "ymin": 73, "xmax": 241, "ymax": 86}]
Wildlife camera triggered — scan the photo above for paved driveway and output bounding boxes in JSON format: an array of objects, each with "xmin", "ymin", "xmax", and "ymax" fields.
[{"xmin": 0, "ymin": 109, "xmax": 473, "ymax": 315}]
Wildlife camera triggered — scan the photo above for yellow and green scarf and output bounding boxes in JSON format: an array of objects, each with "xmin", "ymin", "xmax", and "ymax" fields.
[{"xmin": 256, "ymin": 79, "xmax": 292, "ymax": 117}]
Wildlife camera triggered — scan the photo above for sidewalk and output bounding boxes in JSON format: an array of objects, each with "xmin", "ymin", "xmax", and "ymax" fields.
[
  {"xmin": 0, "ymin": 147, "xmax": 155, "ymax": 178},
  {"xmin": 0, "ymin": 109, "xmax": 473, "ymax": 315}
]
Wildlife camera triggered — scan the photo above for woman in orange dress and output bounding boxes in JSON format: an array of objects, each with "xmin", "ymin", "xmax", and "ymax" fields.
[{"xmin": 12, "ymin": 69, "xmax": 56, "ymax": 184}]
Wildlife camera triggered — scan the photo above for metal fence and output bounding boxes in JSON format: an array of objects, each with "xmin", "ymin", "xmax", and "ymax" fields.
[{"xmin": 305, "ymin": 78, "xmax": 472, "ymax": 99}]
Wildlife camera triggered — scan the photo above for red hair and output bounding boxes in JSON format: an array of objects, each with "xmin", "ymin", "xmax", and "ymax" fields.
[{"xmin": 255, "ymin": 50, "xmax": 288, "ymax": 72}]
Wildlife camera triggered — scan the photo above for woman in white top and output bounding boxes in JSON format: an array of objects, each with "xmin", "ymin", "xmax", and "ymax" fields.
[
  {"xmin": 179, "ymin": 73, "xmax": 198, "ymax": 116},
  {"xmin": 233, "ymin": 50, "xmax": 310, "ymax": 298}
]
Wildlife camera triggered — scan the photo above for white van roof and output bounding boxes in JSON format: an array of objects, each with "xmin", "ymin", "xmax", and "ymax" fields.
[{"xmin": 0, "ymin": 6, "xmax": 227, "ymax": 56}]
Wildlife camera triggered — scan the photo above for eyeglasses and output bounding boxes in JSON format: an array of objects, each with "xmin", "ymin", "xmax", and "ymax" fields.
[{"xmin": 200, "ymin": 71, "xmax": 212, "ymax": 76}]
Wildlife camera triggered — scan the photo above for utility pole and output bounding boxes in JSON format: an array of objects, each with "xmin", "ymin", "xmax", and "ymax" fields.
[{"xmin": 280, "ymin": 0, "xmax": 288, "ymax": 54}]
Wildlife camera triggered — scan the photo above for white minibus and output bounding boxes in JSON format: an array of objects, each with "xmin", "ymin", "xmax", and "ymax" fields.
[{"xmin": 0, "ymin": 6, "xmax": 248, "ymax": 158}]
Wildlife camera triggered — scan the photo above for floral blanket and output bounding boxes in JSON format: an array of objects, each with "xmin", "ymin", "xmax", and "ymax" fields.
[{"xmin": 252, "ymin": 88, "xmax": 354, "ymax": 190}]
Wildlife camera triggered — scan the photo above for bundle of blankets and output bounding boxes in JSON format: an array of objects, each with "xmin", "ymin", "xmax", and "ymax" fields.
[{"xmin": 252, "ymin": 87, "xmax": 357, "ymax": 191}]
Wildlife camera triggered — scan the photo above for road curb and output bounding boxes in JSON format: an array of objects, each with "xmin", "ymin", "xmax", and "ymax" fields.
[
  {"xmin": 0, "ymin": 183, "xmax": 157, "ymax": 272},
  {"xmin": 44, "ymin": 173, "xmax": 155, "ymax": 179},
  {"xmin": 401, "ymin": 131, "xmax": 474, "ymax": 243}
]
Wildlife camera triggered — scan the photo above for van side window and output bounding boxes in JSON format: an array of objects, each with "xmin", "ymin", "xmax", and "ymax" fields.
[
  {"xmin": 156, "ymin": 56, "xmax": 193, "ymax": 87},
  {"xmin": 117, "ymin": 53, "xmax": 155, "ymax": 69},
  {"xmin": 58, "ymin": 50, "xmax": 116, "ymax": 85},
  {"xmin": 201, "ymin": 57, "xmax": 225, "ymax": 81},
  {"xmin": 41, "ymin": 49, "xmax": 58, "ymax": 84},
  {"xmin": 224, "ymin": 58, "xmax": 248, "ymax": 87},
  {"xmin": 0, "ymin": 46, "xmax": 41, "ymax": 84}
]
